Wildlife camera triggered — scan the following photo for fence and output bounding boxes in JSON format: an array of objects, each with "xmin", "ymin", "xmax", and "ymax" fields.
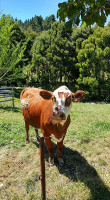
[{"xmin": 0, "ymin": 87, "xmax": 14, "ymax": 107}]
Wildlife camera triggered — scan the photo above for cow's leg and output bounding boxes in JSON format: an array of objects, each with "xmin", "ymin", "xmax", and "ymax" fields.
[
  {"xmin": 45, "ymin": 137, "xmax": 54, "ymax": 166},
  {"xmin": 35, "ymin": 128, "xmax": 40, "ymax": 142},
  {"xmin": 25, "ymin": 121, "xmax": 29, "ymax": 143},
  {"xmin": 57, "ymin": 139, "xmax": 64, "ymax": 166}
]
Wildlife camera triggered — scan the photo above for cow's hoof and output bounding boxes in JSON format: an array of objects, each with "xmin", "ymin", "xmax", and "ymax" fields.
[
  {"xmin": 58, "ymin": 158, "xmax": 64, "ymax": 166},
  {"xmin": 49, "ymin": 157, "xmax": 54, "ymax": 166},
  {"xmin": 25, "ymin": 140, "xmax": 29, "ymax": 144},
  {"xmin": 36, "ymin": 135, "xmax": 40, "ymax": 142}
]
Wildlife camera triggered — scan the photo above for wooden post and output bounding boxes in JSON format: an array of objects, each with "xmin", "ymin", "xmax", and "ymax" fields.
[
  {"xmin": 12, "ymin": 87, "xmax": 14, "ymax": 108},
  {"xmin": 40, "ymin": 137, "xmax": 46, "ymax": 200}
]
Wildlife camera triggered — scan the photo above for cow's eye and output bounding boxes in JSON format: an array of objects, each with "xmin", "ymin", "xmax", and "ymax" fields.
[
  {"xmin": 65, "ymin": 96, "xmax": 72, "ymax": 107},
  {"xmin": 51, "ymin": 96, "xmax": 55, "ymax": 101},
  {"xmin": 70, "ymin": 97, "xmax": 72, "ymax": 101}
]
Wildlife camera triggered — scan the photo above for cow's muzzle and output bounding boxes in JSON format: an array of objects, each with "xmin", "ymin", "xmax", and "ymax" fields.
[{"xmin": 52, "ymin": 110, "xmax": 66, "ymax": 121}]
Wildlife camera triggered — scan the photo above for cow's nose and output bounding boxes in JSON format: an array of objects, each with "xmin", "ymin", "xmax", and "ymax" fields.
[
  {"xmin": 53, "ymin": 110, "xmax": 66, "ymax": 120},
  {"xmin": 53, "ymin": 111, "xmax": 56, "ymax": 116},
  {"xmin": 59, "ymin": 112, "xmax": 66, "ymax": 120}
]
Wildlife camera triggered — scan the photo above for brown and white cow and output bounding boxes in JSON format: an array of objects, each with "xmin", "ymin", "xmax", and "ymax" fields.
[{"xmin": 20, "ymin": 86, "xmax": 85, "ymax": 165}]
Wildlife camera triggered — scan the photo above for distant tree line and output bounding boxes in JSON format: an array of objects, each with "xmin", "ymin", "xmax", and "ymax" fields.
[
  {"xmin": 0, "ymin": 14, "xmax": 110, "ymax": 101},
  {"xmin": 17, "ymin": 14, "xmax": 56, "ymax": 32}
]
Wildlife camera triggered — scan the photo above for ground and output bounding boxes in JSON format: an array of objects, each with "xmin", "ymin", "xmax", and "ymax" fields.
[{"xmin": 0, "ymin": 98, "xmax": 110, "ymax": 200}]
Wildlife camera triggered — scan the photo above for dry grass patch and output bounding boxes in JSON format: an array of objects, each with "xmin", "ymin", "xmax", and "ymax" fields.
[{"xmin": 0, "ymin": 145, "xmax": 41, "ymax": 200}]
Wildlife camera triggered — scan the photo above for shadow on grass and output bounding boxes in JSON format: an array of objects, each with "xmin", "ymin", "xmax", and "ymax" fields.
[
  {"xmin": 0, "ymin": 106, "xmax": 21, "ymax": 113},
  {"xmin": 56, "ymin": 145, "xmax": 110, "ymax": 200},
  {"xmin": 34, "ymin": 140, "xmax": 110, "ymax": 200}
]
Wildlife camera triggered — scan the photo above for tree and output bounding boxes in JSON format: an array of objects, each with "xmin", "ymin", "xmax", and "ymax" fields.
[
  {"xmin": 76, "ymin": 25, "xmax": 110, "ymax": 100},
  {"xmin": 31, "ymin": 22, "xmax": 73, "ymax": 88},
  {"xmin": 67, "ymin": 25, "xmax": 93, "ymax": 83},
  {"xmin": 31, "ymin": 15, "xmax": 43, "ymax": 32},
  {"xmin": 0, "ymin": 15, "xmax": 27, "ymax": 86},
  {"xmin": 18, "ymin": 15, "xmax": 56, "ymax": 33},
  {"xmin": 57, "ymin": 0, "xmax": 110, "ymax": 28},
  {"xmin": 31, "ymin": 22, "xmax": 92, "ymax": 89},
  {"xmin": 42, "ymin": 15, "xmax": 56, "ymax": 30},
  {"xmin": 25, "ymin": 26, "xmax": 38, "ymax": 41},
  {"xmin": 47, "ymin": 22, "xmax": 72, "ymax": 84},
  {"xmin": 31, "ymin": 31, "xmax": 51, "ymax": 87}
]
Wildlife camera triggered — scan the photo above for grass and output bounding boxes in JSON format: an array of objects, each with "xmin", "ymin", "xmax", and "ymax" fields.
[{"xmin": 0, "ymin": 96, "xmax": 110, "ymax": 200}]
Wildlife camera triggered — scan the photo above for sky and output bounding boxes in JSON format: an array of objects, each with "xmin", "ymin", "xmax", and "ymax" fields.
[
  {"xmin": 0, "ymin": 0, "xmax": 110, "ymax": 25},
  {"xmin": 0, "ymin": 0, "xmax": 65, "ymax": 21}
]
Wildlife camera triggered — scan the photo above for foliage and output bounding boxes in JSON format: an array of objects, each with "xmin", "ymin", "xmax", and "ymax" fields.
[
  {"xmin": 31, "ymin": 22, "xmax": 74, "ymax": 87},
  {"xmin": 31, "ymin": 22, "xmax": 91, "ymax": 89},
  {"xmin": 42, "ymin": 14, "xmax": 56, "ymax": 30},
  {"xmin": 57, "ymin": 0, "xmax": 110, "ymax": 28},
  {"xmin": 0, "ymin": 15, "xmax": 27, "ymax": 86},
  {"xmin": 31, "ymin": 31, "xmax": 50, "ymax": 87},
  {"xmin": 0, "ymin": 14, "xmax": 110, "ymax": 101},
  {"xmin": 18, "ymin": 14, "xmax": 56, "ymax": 33},
  {"xmin": 76, "ymin": 25, "xmax": 110, "ymax": 100}
]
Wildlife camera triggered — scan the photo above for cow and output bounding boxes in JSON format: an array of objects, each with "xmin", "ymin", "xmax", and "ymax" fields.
[{"xmin": 20, "ymin": 86, "xmax": 85, "ymax": 166}]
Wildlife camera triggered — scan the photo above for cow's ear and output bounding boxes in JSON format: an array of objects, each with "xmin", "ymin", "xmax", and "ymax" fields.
[
  {"xmin": 72, "ymin": 90, "xmax": 85, "ymax": 102},
  {"xmin": 40, "ymin": 90, "xmax": 53, "ymax": 100}
]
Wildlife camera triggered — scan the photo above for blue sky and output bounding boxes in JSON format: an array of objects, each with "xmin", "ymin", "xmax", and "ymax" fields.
[
  {"xmin": 0, "ymin": 0, "xmax": 64, "ymax": 21},
  {"xmin": 1, "ymin": 0, "xmax": 110, "ymax": 25}
]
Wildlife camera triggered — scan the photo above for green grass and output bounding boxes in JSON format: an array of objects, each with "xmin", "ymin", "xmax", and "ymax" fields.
[{"xmin": 0, "ymin": 97, "xmax": 110, "ymax": 200}]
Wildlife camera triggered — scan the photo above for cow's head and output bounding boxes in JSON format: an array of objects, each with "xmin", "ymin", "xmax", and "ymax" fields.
[{"xmin": 40, "ymin": 86, "xmax": 85, "ymax": 122}]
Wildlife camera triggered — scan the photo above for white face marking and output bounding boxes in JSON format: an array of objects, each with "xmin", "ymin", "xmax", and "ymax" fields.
[{"xmin": 53, "ymin": 86, "xmax": 72, "ymax": 119}]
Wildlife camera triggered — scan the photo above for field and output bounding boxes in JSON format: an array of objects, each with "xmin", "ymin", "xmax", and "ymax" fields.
[{"xmin": 0, "ymin": 96, "xmax": 110, "ymax": 200}]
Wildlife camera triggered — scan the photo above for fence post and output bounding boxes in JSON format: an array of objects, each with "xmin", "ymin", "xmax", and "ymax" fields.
[
  {"xmin": 12, "ymin": 87, "xmax": 14, "ymax": 108},
  {"xmin": 40, "ymin": 137, "xmax": 46, "ymax": 200}
]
